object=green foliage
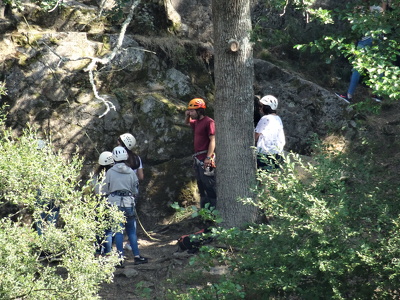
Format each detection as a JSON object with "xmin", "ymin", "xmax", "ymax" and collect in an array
[
  {"xmin": 134, "ymin": 3, "xmax": 156, "ymax": 33},
  {"xmin": 104, "ymin": 0, "xmax": 156, "ymax": 34},
  {"xmin": 171, "ymin": 280, "xmax": 246, "ymax": 300},
  {"xmin": 0, "ymin": 107, "xmax": 124, "ymax": 299},
  {"xmin": 171, "ymin": 201, "xmax": 223, "ymax": 224},
  {"xmin": 191, "ymin": 204, "xmax": 223, "ymax": 224},
  {"xmin": 170, "ymin": 201, "xmax": 192, "ymax": 222},
  {"xmin": 293, "ymin": 1, "xmax": 400, "ymax": 100},
  {"xmin": 135, "ymin": 281, "xmax": 153, "ymax": 299},
  {"xmin": 35, "ymin": 0, "xmax": 65, "ymax": 11},
  {"xmin": 170, "ymin": 138, "xmax": 400, "ymax": 299},
  {"xmin": 351, "ymin": 98, "xmax": 383, "ymax": 114},
  {"xmin": 0, "ymin": 82, "xmax": 7, "ymax": 98}
]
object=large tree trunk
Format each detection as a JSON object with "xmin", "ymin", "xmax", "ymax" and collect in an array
[{"xmin": 212, "ymin": 0, "xmax": 258, "ymax": 228}]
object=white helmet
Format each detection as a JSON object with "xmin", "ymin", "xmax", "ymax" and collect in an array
[
  {"xmin": 260, "ymin": 95, "xmax": 278, "ymax": 110},
  {"xmin": 112, "ymin": 146, "xmax": 129, "ymax": 161},
  {"xmin": 98, "ymin": 151, "xmax": 114, "ymax": 166},
  {"xmin": 119, "ymin": 133, "xmax": 136, "ymax": 150}
]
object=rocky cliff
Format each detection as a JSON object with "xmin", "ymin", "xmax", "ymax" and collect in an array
[{"xmin": 0, "ymin": 0, "xmax": 350, "ymax": 228}]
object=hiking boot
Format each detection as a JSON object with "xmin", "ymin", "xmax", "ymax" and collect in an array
[
  {"xmin": 335, "ymin": 92, "xmax": 352, "ymax": 104},
  {"xmin": 134, "ymin": 256, "xmax": 148, "ymax": 265}
]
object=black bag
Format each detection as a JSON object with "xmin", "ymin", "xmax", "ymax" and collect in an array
[{"xmin": 177, "ymin": 228, "xmax": 212, "ymax": 253}]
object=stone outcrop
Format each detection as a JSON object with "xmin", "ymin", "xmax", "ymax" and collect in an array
[{"xmin": 0, "ymin": 0, "xmax": 350, "ymax": 228}]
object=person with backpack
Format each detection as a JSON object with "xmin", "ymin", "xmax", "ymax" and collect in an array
[
  {"xmin": 93, "ymin": 151, "xmax": 114, "ymax": 195},
  {"xmin": 117, "ymin": 133, "xmax": 144, "ymax": 251},
  {"xmin": 185, "ymin": 98, "xmax": 216, "ymax": 209},
  {"xmin": 117, "ymin": 133, "xmax": 144, "ymax": 181},
  {"xmin": 103, "ymin": 146, "xmax": 148, "ymax": 267},
  {"xmin": 91, "ymin": 151, "xmax": 114, "ymax": 257},
  {"xmin": 254, "ymin": 95, "xmax": 286, "ymax": 170},
  {"xmin": 34, "ymin": 140, "xmax": 60, "ymax": 237}
]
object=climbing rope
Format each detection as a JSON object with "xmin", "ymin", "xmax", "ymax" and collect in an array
[{"xmin": 135, "ymin": 208, "xmax": 161, "ymax": 241}]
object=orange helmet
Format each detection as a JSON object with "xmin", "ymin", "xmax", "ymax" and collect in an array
[{"xmin": 187, "ymin": 98, "xmax": 206, "ymax": 109}]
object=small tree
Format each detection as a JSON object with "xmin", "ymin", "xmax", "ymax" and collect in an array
[{"xmin": 0, "ymin": 107, "xmax": 124, "ymax": 299}]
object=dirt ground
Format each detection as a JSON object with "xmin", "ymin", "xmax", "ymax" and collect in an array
[{"xmin": 98, "ymin": 217, "xmax": 207, "ymax": 300}]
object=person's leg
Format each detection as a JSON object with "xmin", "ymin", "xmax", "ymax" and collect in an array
[
  {"xmin": 95, "ymin": 234, "xmax": 103, "ymax": 256},
  {"xmin": 35, "ymin": 202, "xmax": 59, "ymax": 236},
  {"xmin": 114, "ymin": 222, "xmax": 125, "ymax": 258},
  {"xmin": 347, "ymin": 37, "xmax": 373, "ymax": 98},
  {"xmin": 257, "ymin": 153, "xmax": 273, "ymax": 171},
  {"xmin": 46, "ymin": 205, "xmax": 60, "ymax": 227},
  {"xmin": 124, "ymin": 210, "xmax": 140, "ymax": 257},
  {"xmin": 103, "ymin": 228, "xmax": 113, "ymax": 255},
  {"xmin": 196, "ymin": 161, "xmax": 216, "ymax": 208},
  {"xmin": 347, "ymin": 69, "xmax": 361, "ymax": 97},
  {"xmin": 256, "ymin": 154, "xmax": 266, "ymax": 169},
  {"xmin": 194, "ymin": 161, "xmax": 208, "ymax": 208},
  {"xmin": 199, "ymin": 171, "xmax": 216, "ymax": 208},
  {"xmin": 35, "ymin": 211, "xmax": 46, "ymax": 236},
  {"xmin": 123, "ymin": 207, "xmax": 148, "ymax": 264}
]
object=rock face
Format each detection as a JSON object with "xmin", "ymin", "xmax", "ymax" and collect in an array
[
  {"xmin": 0, "ymin": 0, "xmax": 349, "ymax": 228},
  {"xmin": 254, "ymin": 59, "xmax": 349, "ymax": 154}
]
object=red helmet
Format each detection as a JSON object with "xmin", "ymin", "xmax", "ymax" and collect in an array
[{"xmin": 187, "ymin": 98, "xmax": 206, "ymax": 109}]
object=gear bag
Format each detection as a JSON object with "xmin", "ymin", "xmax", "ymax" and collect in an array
[{"xmin": 177, "ymin": 228, "xmax": 213, "ymax": 254}]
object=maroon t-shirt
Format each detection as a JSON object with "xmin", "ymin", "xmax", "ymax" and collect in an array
[{"xmin": 190, "ymin": 116, "xmax": 215, "ymax": 160}]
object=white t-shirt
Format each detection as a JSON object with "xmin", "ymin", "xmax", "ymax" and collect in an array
[{"xmin": 255, "ymin": 114, "xmax": 285, "ymax": 155}]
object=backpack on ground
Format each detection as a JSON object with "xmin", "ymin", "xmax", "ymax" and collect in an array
[{"xmin": 177, "ymin": 228, "xmax": 213, "ymax": 254}]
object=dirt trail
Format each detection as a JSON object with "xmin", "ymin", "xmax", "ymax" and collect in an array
[{"xmin": 99, "ymin": 219, "xmax": 203, "ymax": 300}]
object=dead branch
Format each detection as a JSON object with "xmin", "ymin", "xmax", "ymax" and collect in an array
[
  {"xmin": 280, "ymin": 0, "xmax": 290, "ymax": 17},
  {"xmin": 22, "ymin": 0, "xmax": 155, "ymax": 118},
  {"xmin": 82, "ymin": 0, "xmax": 141, "ymax": 118},
  {"xmin": 48, "ymin": 0, "xmax": 63, "ymax": 12}
]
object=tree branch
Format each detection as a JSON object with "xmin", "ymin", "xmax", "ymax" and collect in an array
[
  {"xmin": 47, "ymin": 0, "xmax": 63, "ymax": 13},
  {"xmin": 280, "ymin": 0, "xmax": 290, "ymax": 17},
  {"xmin": 22, "ymin": 0, "xmax": 152, "ymax": 118},
  {"xmin": 82, "ymin": 0, "xmax": 141, "ymax": 117}
]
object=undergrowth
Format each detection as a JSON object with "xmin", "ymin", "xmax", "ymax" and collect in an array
[
  {"xmin": 167, "ymin": 136, "xmax": 400, "ymax": 299},
  {"xmin": 0, "ymin": 106, "xmax": 124, "ymax": 299}
]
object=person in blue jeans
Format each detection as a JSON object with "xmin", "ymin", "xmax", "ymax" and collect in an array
[
  {"xmin": 35, "ymin": 191, "xmax": 60, "ymax": 236},
  {"xmin": 103, "ymin": 146, "xmax": 148, "ymax": 267},
  {"xmin": 117, "ymin": 133, "xmax": 144, "ymax": 251},
  {"xmin": 335, "ymin": 37, "xmax": 376, "ymax": 103},
  {"xmin": 335, "ymin": 1, "xmax": 389, "ymax": 103},
  {"xmin": 34, "ymin": 140, "xmax": 60, "ymax": 237},
  {"xmin": 91, "ymin": 151, "xmax": 114, "ymax": 257}
]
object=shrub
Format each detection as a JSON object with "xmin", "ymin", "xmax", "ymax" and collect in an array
[
  {"xmin": 0, "ymin": 107, "xmax": 124, "ymax": 299},
  {"xmin": 170, "ymin": 138, "xmax": 400, "ymax": 299}
]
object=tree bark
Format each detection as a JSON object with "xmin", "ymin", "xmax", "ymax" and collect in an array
[{"xmin": 212, "ymin": 0, "xmax": 258, "ymax": 228}]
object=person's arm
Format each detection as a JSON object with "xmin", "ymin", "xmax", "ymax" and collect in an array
[
  {"xmin": 136, "ymin": 157, "xmax": 144, "ymax": 180},
  {"xmin": 185, "ymin": 110, "xmax": 191, "ymax": 125},
  {"xmin": 381, "ymin": 0, "xmax": 390, "ymax": 11},
  {"xmin": 204, "ymin": 135, "xmax": 215, "ymax": 166},
  {"xmin": 137, "ymin": 168, "xmax": 144, "ymax": 181},
  {"xmin": 255, "ymin": 132, "xmax": 261, "ymax": 144}
]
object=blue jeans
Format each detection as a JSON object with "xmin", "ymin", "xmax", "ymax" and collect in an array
[
  {"xmin": 348, "ymin": 37, "xmax": 373, "ymax": 96},
  {"xmin": 104, "ymin": 206, "xmax": 140, "ymax": 257},
  {"xmin": 35, "ymin": 201, "xmax": 60, "ymax": 236}
]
